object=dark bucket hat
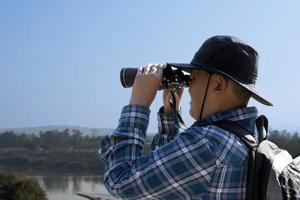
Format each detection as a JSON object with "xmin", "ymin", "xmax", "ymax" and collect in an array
[{"xmin": 168, "ymin": 35, "xmax": 273, "ymax": 106}]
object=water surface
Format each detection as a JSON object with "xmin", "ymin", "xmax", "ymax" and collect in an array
[{"xmin": 29, "ymin": 174, "xmax": 113, "ymax": 200}]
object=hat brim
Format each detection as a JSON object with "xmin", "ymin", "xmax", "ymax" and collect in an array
[{"xmin": 167, "ymin": 62, "xmax": 273, "ymax": 106}]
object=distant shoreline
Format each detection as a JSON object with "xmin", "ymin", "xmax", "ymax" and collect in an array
[{"xmin": 0, "ymin": 125, "xmax": 114, "ymax": 136}]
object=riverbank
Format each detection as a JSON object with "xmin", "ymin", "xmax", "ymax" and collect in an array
[{"xmin": 0, "ymin": 149, "xmax": 105, "ymax": 174}]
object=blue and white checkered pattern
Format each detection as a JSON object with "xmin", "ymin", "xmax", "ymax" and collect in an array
[
  {"xmin": 151, "ymin": 107, "xmax": 180, "ymax": 150},
  {"xmin": 99, "ymin": 104, "xmax": 258, "ymax": 199}
]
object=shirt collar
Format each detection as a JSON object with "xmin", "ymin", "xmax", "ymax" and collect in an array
[{"xmin": 193, "ymin": 106, "xmax": 258, "ymax": 127}]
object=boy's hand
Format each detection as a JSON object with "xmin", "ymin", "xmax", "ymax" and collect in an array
[
  {"xmin": 129, "ymin": 64, "xmax": 163, "ymax": 108},
  {"xmin": 163, "ymin": 88, "xmax": 184, "ymax": 114}
]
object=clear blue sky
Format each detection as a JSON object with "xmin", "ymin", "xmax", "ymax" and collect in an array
[{"xmin": 1, "ymin": 1, "xmax": 300, "ymax": 133}]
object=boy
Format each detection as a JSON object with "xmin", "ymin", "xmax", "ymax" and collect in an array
[{"xmin": 100, "ymin": 35, "xmax": 272, "ymax": 199}]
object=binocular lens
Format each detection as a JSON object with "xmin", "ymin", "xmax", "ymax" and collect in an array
[{"xmin": 120, "ymin": 68, "xmax": 138, "ymax": 88}]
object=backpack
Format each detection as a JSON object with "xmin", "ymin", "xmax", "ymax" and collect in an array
[{"xmin": 215, "ymin": 115, "xmax": 300, "ymax": 200}]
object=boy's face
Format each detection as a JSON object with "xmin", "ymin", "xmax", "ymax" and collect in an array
[{"xmin": 188, "ymin": 69, "xmax": 211, "ymax": 120}]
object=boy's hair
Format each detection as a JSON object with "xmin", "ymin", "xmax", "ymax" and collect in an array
[{"xmin": 230, "ymin": 79, "xmax": 252, "ymax": 106}]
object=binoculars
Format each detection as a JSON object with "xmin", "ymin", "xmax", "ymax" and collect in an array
[{"xmin": 120, "ymin": 64, "xmax": 194, "ymax": 90}]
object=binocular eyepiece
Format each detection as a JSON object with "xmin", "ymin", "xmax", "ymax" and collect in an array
[{"xmin": 120, "ymin": 64, "xmax": 194, "ymax": 90}]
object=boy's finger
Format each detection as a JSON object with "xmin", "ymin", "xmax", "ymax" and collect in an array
[{"xmin": 137, "ymin": 67, "xmax": 143, "ymax": 75}]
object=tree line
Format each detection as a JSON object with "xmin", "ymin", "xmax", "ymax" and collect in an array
[
  {"xmin": 0, "ymin": 129, "xmax": 101, "ymax": 151},
  {"xmin": 0, "ymin": 129, "xmax": 104, "ymax": 174},
  {"xmin": 0, "ymin": 129, "xmax": 147, "ymax": 174}
]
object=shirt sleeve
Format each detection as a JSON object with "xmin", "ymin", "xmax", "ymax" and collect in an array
[
  {"xmin": 99, "ymin": 105, "xmax": 252, "ymax": 199},
  {"xmin": 151, "ymin": 106, "xmax": 180, "ymax": 150},
  {"xmin": 99, "ymin": 104, "xmax": 150, "ymax": 170}
]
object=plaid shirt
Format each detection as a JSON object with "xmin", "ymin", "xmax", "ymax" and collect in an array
[{"xmin": 99, "ymin": 104, "xmax": 258, "ymax": 200}]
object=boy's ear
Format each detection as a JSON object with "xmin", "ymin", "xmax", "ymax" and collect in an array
[{"xmin": 212, "ymin": 74, "xmax": 228, "ymax": 92}]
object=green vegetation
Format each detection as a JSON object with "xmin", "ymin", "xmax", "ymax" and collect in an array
[
  {"xmin": 0, "ymin": 129, "xmax": 101, "ymax": 151},
  {"xmin": 0, "ymin": 170, "xmax": 47, "ymax": 200},
  {"xmin": 0, "ymin": 149, "xmax": 105, "ymax": 174}
]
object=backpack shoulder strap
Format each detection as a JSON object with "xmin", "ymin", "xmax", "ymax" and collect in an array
[
  {"xmin": 213, "ymin": 120, "xmax": 258, "ymax": 150},
  {"xmin": 256, "ymin": 115, "xmax": 268, "ymax": 142}
]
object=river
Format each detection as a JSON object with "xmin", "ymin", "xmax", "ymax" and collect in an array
[{"xmin": 28, "ymin": 174, "xmax": 115, "ymax": 200}]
